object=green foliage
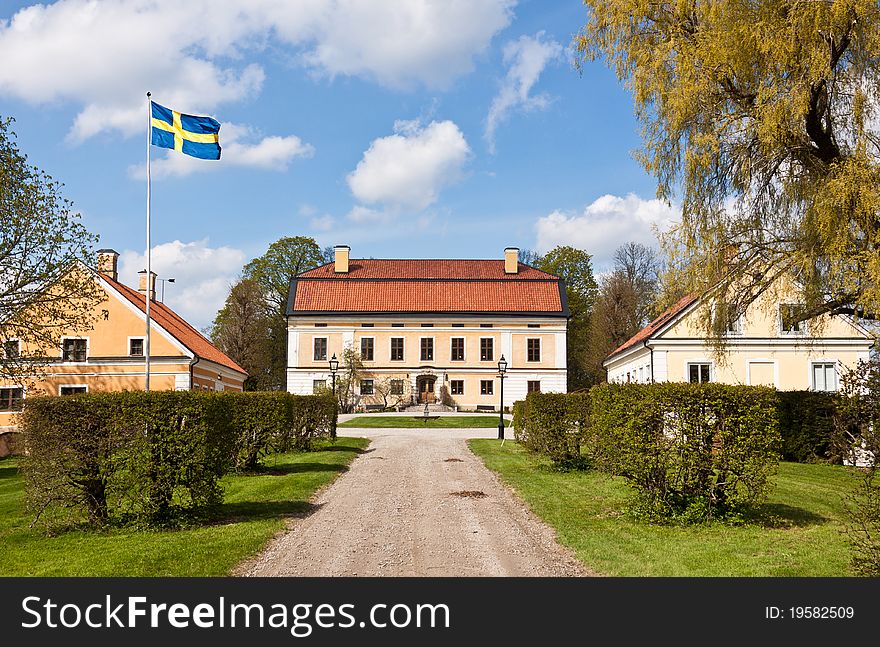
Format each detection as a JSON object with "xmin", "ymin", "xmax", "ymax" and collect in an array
[
  {"xmin": 535, "ymin": 246, "xmax": 598, "ymax": 389},
  {"xmin": 577, "ymin": 0, "xmax": 880, "ymax": 334},
  {"xmin": 242, "ymin": 235, "xmax": 323, "ymax": 313},
  {"xmin": 516, "ymin": 392, "xmax": 591, "ymax": 467},
  {"xmin": 776, "ymin": 391, "xmax": 839, "ymax": 463},
  {"xmin": 0, "ymin": 116, "xmax": 102, "ymax": 382},
  {"xmin": 210, "ymin": 279, "xmax": 275, "ymax": 391},
  {"xmin": 19, "ymin": 391, "xmax": 336, "ymax": 529},
  {"xmin": 834, "ymin": 358, "xmax": 880, "ymax": 576},
  {"xmin": 590, "ymin": 382, "xmax": 781, "ymax": 522},
  {"xmin": 511, "ymin": 399, "xmax": 526, "ymax": 437}
]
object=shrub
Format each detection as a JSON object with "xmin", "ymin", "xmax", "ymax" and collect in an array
[
  {"xmin": 834, "ymin": 359, "xmax": 880, "ymax": 576},
  {"xmin": 227, "ymin": 392, "xmax": 294, "ymax": 470},
  {"xmin": 517, "ymin": 392, "xmax": 591, "ymax": 466},
  {"xmin": 590, "ymin": 382, "xmax": 780, "ymax": 522},
  {"xmin": 19, "ymin": 390, "xmax": 337, "ymax": 528},
  {"xmin": 776, "ymin": 390, "xmax": 838, "ymax": 463}
]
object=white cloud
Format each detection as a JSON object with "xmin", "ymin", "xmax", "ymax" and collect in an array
[
  {"xmin": 117, "ymin": 239, "xmax": 246, "ymax": 329},
  {"xmin": 0, "ymin": 0, "xmax": 515, "ymax": 141},
  {"xmin": 485, "ymin": 31, "xmax": 561, "ymax": 152},
  {"xmin": 346, "ymin": 120, "xmax": 470, "ymax": 211},
  {"xmin": 309, "ymin": 214, "xmax": 335, "ymax": 231},
  {"xmin": 127, "ymin": 122, "xmax": 314, "ymax": 179},
  {"xmin": 535, "ymin": 194, "xmax": 679, "ymax": 269}
]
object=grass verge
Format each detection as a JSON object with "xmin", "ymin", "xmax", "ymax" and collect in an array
[
  {"xmin": 0, "ymin": 437, "xmax": 369, "ymax": 576},
  {"xmin": 469, "ymin": 439, "xmax": 856, "ymax": 576},
  {"xmin": 339, "ymin": 415, "xmax": 510, "ymax": 428}
]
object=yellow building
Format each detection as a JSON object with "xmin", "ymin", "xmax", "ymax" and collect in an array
[
  {"xmin": 1, "ymin": 249, "xmax": 247, "ymax": 436},
  {"xmin": 604, "ymin": 279, "xmax": 875, "ymax": 390},
  {"xmin": 286, "ymin": 246, "xmax": 569, "ymax": 410}
]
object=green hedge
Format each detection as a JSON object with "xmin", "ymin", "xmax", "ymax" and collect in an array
[
  {"xmin": 226, "ymin": 392, "xmax": 336, "ymax": 470},
  {"xmin": 590, "ymin": 382, "xmax": 780, "ymax": 521},
  {"xmin": 516, "ymin": 392, "xmax": 590, "ymax": 465},
  {"xmin": 776, "ymin": 390, "xmax": 838, "ymax": 463},
  {"xmin": 20, "ymin": 390, "xmax": 337, "ymax": 528}
]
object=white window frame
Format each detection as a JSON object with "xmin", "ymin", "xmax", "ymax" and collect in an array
[
  {"xmin": 746, "ymin": 359, "xmax": 779, "ymax": 388},
  {"xmin": 127, "ymin": 336, "xmax": 145, "ymax": 357},
  {"xmin": 450, "ymin": 379, "xmax": 465, "ymax": 395},
  {"xmin": 810, "ymin": 360, "xmax": 838, "ymax": 392},
  {"xmin": 390, "ymin": 337, "xmax": 405, "ymax": 362},
  {"xmin": 60, "ymin": 336, "xmax": 89, "ymax": 363},
  {"xmin": 359, "ymin": 336, "xmax": 375, "ymax": 362},
  {"xmin": 686, "ymin": 361, "xmax": 713, "ymax": 384},
  {"xmin": 58, "ymin": 384, "xmax": 89, "ymax": 396},
  {"xmin": 0, "ymin": 385, "xmax": 25, "ymax": 412},
  {"xmin": 2, "ymin": 338, "xmax": 21, "ymax": 359},
  {"xmin": 779, "ymin": 303, "xmax": 809, "ymax": 336},
  {"xmin": 526, "ymin": 337, "xmax": 541, "ymax": 362},
  {"xmin": 450, "ymin": 337, "xmax": 466, "ymax": 362},
  {"xmin": 479, "ymin": 337, "xmax": 495, "ymax": 362},
  {"xmin": 419, "ymin": 336, "xmax": 435, "ymax": 362},
  {"xmin": 313, "ymin": 336, "xmax": 328, "ymax": 361},
  {"xmin": 480, "ymin": 379, "xmax": 494, "ymax": 396}
]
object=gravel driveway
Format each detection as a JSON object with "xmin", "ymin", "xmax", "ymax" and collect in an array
[{"xmin": 238, "ymin": 427, "xmax": 590, "ymax": 577}]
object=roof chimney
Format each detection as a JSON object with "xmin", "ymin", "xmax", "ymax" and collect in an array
[
  {"xmin": 334, "ymin": 245, "xmax": 350, "ymax": 274},
  {"xmin": 97, "ymin": 248, "xmax": 119, "ymax": 281},
  {"xmin": 138, "ymin": 270, "xmax": 157, "ymax": 302},
  {"xmin": 504, "ymin": 247, "xmax": 519, "ymax": 274}
]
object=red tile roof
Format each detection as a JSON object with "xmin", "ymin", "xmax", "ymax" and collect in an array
[
  {"xmin": 291, "ymin": 260, "xmax": 565, "ymax": 315},
  {"xmin": 605, "ymin": 294, "xmax": 698, "ymax": 360},
  {"xmin": 102, "ymin": 275, "xmax": 247, "ymax": 375},
  {"xmin": 299, "ymin": 260, "xmax": 558, "ymax": 281}
]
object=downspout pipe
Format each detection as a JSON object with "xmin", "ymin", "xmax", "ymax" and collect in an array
[{"xmin": 189, "ymin": 355, "xmax": 201, "ymax": 391}]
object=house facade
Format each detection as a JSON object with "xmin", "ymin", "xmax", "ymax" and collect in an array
[
  {"xmin": 0, "ymin": 249, "xmax": 247, "ymax": 435},
  {"xmin": 286, "ymin": 246, "xmax": 568, "ymax": 410},
  {"xmin": 603, "ymin": 280, "xmax": 874, "ymax": 391}
]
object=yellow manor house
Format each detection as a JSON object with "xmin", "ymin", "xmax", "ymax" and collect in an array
[
  {"xmin": 0, "ymin": 249, "xmax": 247, "ymax": 436},
  {"xmin": 285, "ymin": 246, "xmax": 569, "ymax": 410},
  {"xmin": 604, "ymin": 278, "xmax": 875, "ymax": 390}
]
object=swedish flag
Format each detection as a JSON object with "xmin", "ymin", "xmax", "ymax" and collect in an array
[{"xmin": 150, "ymin": 101, "xmax": 221, "ymax": 160}]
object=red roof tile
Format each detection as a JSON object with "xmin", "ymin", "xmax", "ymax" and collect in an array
[
  {"xmin": 299, "ymin": 259, "xmax": 557, "ymax": 281},
  {"xmin": 605, "ymin": 294, "xmax": 698, "ymax": 360},
  {"xmin": 291, "ymin": 260, "xmax": 565, "ymax": 314},
  {"xmin": 103, "ymin": 275, "xmax": 247, "ymax": 375}
]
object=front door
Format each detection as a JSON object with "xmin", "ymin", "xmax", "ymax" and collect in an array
[{"xmin": 418, "ymin": 377, "xmax": 436, "ymax": 403}]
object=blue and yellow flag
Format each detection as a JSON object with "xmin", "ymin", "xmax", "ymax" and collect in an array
[{"xmin": 150, "ymin": 101, "xmax": 221, "ymax": 160}]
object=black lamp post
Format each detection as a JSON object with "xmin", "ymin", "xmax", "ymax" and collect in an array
[
  {"xmin": 329, "ymin": 353, "xmax": 339, "ymax": 395},
  {"xmin": 497, "ymin": 355, "xmax": 508, "ymax": 439}
]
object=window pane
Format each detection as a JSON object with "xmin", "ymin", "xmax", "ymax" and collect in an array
[
  {"xmin": 390, "ymin": 380, "xmax": 404, "ymax": 395},
  {"xmin": 450, "ymin": 380, "xmax": 464, "ymax": 395},
  {"xmin": 451, "ymin": 338, "xmax": 464, "ymax": 361},
  {"xmin": 313, "ymin": 338, "xmax": 327, "ymax": 360},
  {"xmin": 825, "ymin": 364, "xmax": 836, "ymax": 391},
  {"xmin": 689, "ymin": 364, "xmax": 699, "ymax": 383},
  {"xmin": 360, "ymin": 338, "xmax": 374, "ymax": 361},
  {"xmin": 129, "ymin": 339, "xmax": 144, "ymax": 356},
  {"xmin": 420, "ymin": 338, "xmax": 433, "ymax": 361},
  {"xmin": 700, "ymin": 364, "xmax": 710, "ymax": 383},
  {"xmin": 391, "ymin": 338, "xmax": 404, "ymax": 361},
  {"xmin": 360, "ymin": 380, "xmax": 373, "ymax": 395}
]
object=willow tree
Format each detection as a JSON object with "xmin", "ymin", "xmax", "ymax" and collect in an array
[{"xmin": 577, "ymin": 0, "xmax": 880, "ymax": 333}]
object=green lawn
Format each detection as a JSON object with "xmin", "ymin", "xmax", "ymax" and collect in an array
[
  {"xmin": 339, "ymin": 415, "xmax": 510, "ymax": 428},
  {"xmin": 0, "ymin": 437, "xmax": 369, "ymax": 576},
  {"xmin": 469, "ymin": 439, "xmax": 858, "ymax": 577}
]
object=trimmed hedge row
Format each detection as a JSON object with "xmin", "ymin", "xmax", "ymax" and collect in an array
[
  {"xmin": 513, "ymin": 392, "xmax": 590, "ymax": 465},
  {"xmin": 20, "ymin": 391, "xmax": 337, "ymax": 527},
  {"xmin": 590, "ymin": 382, "xmax": 780, "ymax": 521},
  {"xmin": 513, "ymin": 382, "xmax": 782, "ymax": 521},
  {"xmin": 776, "ymin": 391, "xmax": 838, "ymax": 463}
]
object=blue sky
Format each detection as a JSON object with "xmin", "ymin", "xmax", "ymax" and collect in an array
[{"xmin": 0, "ymin": 0, "xmax": 678, "ymax": 328}]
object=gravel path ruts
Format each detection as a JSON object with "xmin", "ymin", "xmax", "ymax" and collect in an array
[{"xmin": 238, "ymin": 429, "xmax": 591, "ymax": 577}]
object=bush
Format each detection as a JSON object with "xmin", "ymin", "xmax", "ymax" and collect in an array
[
  {"xmin": 19, "ymin": 390, "xmax": 337, "ymax": 528},
  {"xmin": 777, "ymin": 390, "xmax": 838, "ymax": 463},
  {"xmin": 511, "ymin": 400, "xmax": 526, "ymax": 438},
  {"xmin": 517, "ymin": 392, "xmax": 591, "ymax": 466},
  {"xmin": 590, "ymin": 382, "xmax": 780, "ymax": 522},
  {"xmin": 834, "ymin": 359, "xmax": 880, "ymax": 576}
]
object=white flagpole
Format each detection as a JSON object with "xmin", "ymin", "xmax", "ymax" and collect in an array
[{"xmin": 145, "ymin": 91, "xmax": 152, "ymax": 392}]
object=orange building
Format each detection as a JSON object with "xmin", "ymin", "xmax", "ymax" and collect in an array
[{"xmin": 0, "ymin": 249, "xmax": 247, "ymax": 440}]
